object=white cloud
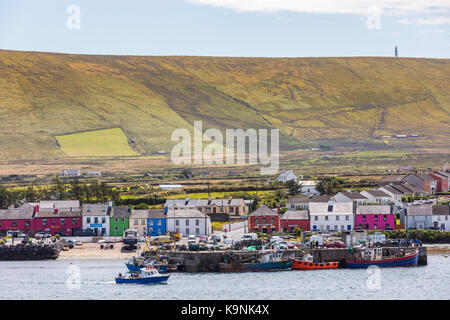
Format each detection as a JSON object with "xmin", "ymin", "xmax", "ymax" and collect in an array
[
  {"xmin": 398, "ymin": 16, "xmax": 450, "ymax": 25},
  {"xmin": 186, "ymin": 0, "xmax": 450, "ymax": 15}
]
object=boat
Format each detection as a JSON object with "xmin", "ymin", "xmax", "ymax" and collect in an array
[
  {"xmin": 122, "ymin": 229, "xmax": 138, "ymax": 250},
  {"xmin": 292, "ymin": 254, "xmax": 339, "ymax": 270},
  {"xmin": 345, "ymin": 247, "xmax": 419, "ymax": 268},
  {"xmin": 219, "ymin": 250, "xmax": 293, "ymax": 272},
  {"xmin": 125, "ymin": 256, "xmax": 170, "ymax": 273},
  {"xmin": 115, "ymin": 267, "xmax": 170, "ymax": 284}
]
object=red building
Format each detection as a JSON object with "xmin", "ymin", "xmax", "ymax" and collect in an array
[
  {"xmin": 281, "ymin": 210, "xmax": 310, "ymax": 232},
  {"xmin": 428, "ymin": 172, "xmax": 449, "ymax": 193},
  {"xmin": 0, "ymin": 206, "xmax": 35, "ymax": 236},
  {"xmin": 248, "ymin": 205, "xmax": 281, "ymax": 234},
  {"xmin": 33, "ymin": 207, "xmax": 82, "ymax": 236}
]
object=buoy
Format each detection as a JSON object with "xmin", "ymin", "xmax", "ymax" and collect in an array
[{"xmin": 444, "ymin": 255, "xmax": 448, "ymax": 258}]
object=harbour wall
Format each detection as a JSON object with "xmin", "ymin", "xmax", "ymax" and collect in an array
[
  {"xmin": 158, "ymin": 247, "xmax": 427, "ymax": 272},
  {"xmin": 0, "ymin": 244, "xmax": 60, "ymax": 261}
]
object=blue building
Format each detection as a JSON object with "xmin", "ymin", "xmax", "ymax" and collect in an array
[{"xmin": 147, "ymin": 210, "xmax": 167, "ymax": 236}]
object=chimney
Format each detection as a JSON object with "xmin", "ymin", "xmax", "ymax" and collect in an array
[{"xmin": 54, "ymin": 208, "xmax": 59, "ymax": 214}]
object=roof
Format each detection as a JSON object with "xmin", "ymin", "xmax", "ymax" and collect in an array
[
  {"xmin": 391, "ymin": 184, "xmax": 413, "ymax": 195},
  {"xmin": 0, "ymin": 207, "xmax": 34, "ymax": 220},
  {"xmin": 165, "ymin": 198, "xmax": 244, "ymax": 208},
  {"xmin": 380, "ymin": 185, "xmax": 403, "ymax": 195},
  {"xmin": 38, "ymin": 200, "xmax": 80, "ymax": 210},
  {"xmin": 407, "ymin": 204, "xmax": 433, "ymax": 216},
  {"xmin": 35, "ymin": 208, "xmax": 81, "ymax": 218},
  {"xmin": 112, "ymin": 206, "xmax": 131, "ymax": 218},
  {"xmin": 147, "ymin": 210, "xmax": 166, "ymax": 219},
  {"xmin": 300, "ymin": 180, "xmax": 316, "ymax": 186},
  {"xmin": 363, "ymin": 190, "xmax": 391, "ymax": 198},
  {"xmin": 281, "ymin": 210, "xmax": 309, "ymax": 220},
  {"xmin": 131, "ymin": 210, "xmax": 151, "ymax": 219},
  {"xmin": 278, "ymin": 170, "xmax": 296, "ymax": 178},
  {"xmin": 248, "ymin": 205, "xmax": 279, "ymax": 217},
  {"xmin": 356, "ymin": 205, "xmax": 391, "ymax": 215},
  {"xmin": 405, "ymin": 173, "xmax": 437, "ymax": 183},
  {"xmin": 379, "ymin": 175, "xmax": 405, "ymax": 183},
  {"xmin": 429, "ymin": 172, "xmax": 449, "ymax": 180},
  {"xmin": 432, "ymin": 205, "xmax": 450, "ymax": 216},
  {"xmin": 286, "ymin": 195, "xmax": 310, "ymax": 203},
  {"xmin": 309, "ymin": 201, "xmax": 353, "ymax": 215},
  {"xmin": 400, "ymin": 182, "xmax": 425, "ymax": 194},
  {"xmin": 166, "ymin": 209, "xmax": 208, "ymax": 219},
  {"xmin": 309, "ymin": 195, "xmax": 331, "ymax": 203},
  {"xmin": 82, "ymin": 203, "xmax": 110, "ymax": 216},
  {"xmin": 338, "ymin": 192, "xmax": 368, "ymax": 200}
]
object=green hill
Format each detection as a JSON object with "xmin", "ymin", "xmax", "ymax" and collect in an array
[{"xmin": 0, "ymin": 50, "xmax": 448, "ymax": 161}]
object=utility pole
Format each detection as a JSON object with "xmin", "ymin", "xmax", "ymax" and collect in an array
[{"xmin": 395, "ymin": 46, "xmax": 398, "ymax": 57}]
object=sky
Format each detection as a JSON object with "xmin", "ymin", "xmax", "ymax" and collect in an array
[{"xmin": 0, "ymin": 0, "xmax": 449, "ymax": 58}]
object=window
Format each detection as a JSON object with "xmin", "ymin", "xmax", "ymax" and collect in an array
[
  {"xmin": 341, "ymin": 225, "xmax": 344, "ymax": 230},
  {"xmin": 270, "ymin": 217, "xmax": 274, "ymax": 224},
  {"xmin": 374, "ymin": 215, "xmax": 378, "ymax": 222},
  {"xmin": 60, "ymin": 218, "xmax": 65, "ymax": 225},
  {"xmin": 72, "ymin": 218, "xmax": 77, "ymax": 225},
  {"xmin": 157, "ymin": 228, "xmax": 161, "ymax": 234},
  {"xmin": 314, "ymin": 216, "xmax": 318, "ymax": 221},
  {"xmin": 52, "ymin": 219, "xmax": 56, "ymax": 225},
  {"xmin": 446, "ymin": 216, "xmax": 448, "ymax": 221},
  {"xmin": 175, "ymin": 220, "xmax": 179, "ymax": 226},
  {"xmin": 122, "ymin": 218, "xmax": 126, "ymax": 223},
  {"xmin": 186, "ymin": 228, "xmax": 190, "ymax": 235},
  {"xmin": 326, "ymin": 225, "xmax": 330, "ymax": 230},
  {"xmin": 45, "ymin": 228, "xmax": 50, "ymax": 233},
  {"xmin": 157, "ymin": 220, "xmax": 162, "ymax": 226},
  {"xmin": 87, "ymin": 207, "xmax": 91, "ymax": 212},
  {"xmin": 186, "ymin": 219, "xmax": 189, "ymax": 226},
  {"xmin": 325, "ymin": 216, "xmax": 328, "ymax": 221},
  {"xmin": 346, "ymin": 216, "xmax": 350, "ymax": 221},
  {"xmin": 230, "ymin": 207, "xmax": 234, "ymax": 213},
  {"xmin": 114, "ymin": 226, "xmax": 119, "ymax": 231},
  {"xmin": 141, "ymin": 220, "xmax": 145, "ymax": 225},
  {"xmin": 149, "ymin": 220, "xmax": 154, "ymax": 226},
  {"xmin": 87, "ymin": 217, "xmax": 91, "ymax": 223},
  {"xmin": 374, "ymin": 224, "xmax": 377, "ymax": 230},
  {"xmin": 102, "ymin": 217, "xmax": 106, "ymax": 223},
  {"xmin": 12, "ymin": 221, "xmax": 18, "ymax": 227},
  {"xmin": 115, "ymin": 218, "xmax": 118, "ymax": 223},
  {"xmin": 43, "ymin": 218, "xmax": 47, "ymax": 226},
  {"xmin": 328, "ymin": 205, "xmax": 333, "ymax": 212},
  {"xmin": 94, "ymin": 217, "xmax": 99, "ymax": 223},
  {"xmin": 383, "ymin": 215, "xmax": 387, "ymax": 221},
  {"xmin": 149, "ymin": 227, "xmax": 153, "ymax": 233},
  {"xmin": 0, "ymin": 221, "xmax": 1, "ymax": 226},
  {"xmin": 336, "ymin": 216, "xmax": 339, "ymax": 221},
  {"xmin": 101, "ymin": 228, "xmax": 106, "ymax": 235},
  {"xmin": 262, "ymin": 218, "xmax": 266, "ymax": 224},
  {"xmin": 123, "ymin": 226, "xmax": 127, "ymax": 231},
  {"xmin": 362, "ymin": 215, "xmax": 366, "ymax": 222},
  {"xmin": 25, "ymin": 221, "xmax": 30, "ymax": 227},
  {"xmin": 195, "ymin": 219, "xmax": 199, "ymax": 226},
  {"xmin": 196, "ymin": 228, "xmax": 200, "ymax": 235},
  {"xmin": 334, "ymin": 225, "xmax": 338, "ymax": 230},
  {"xmin": 134, "ymin": 220, "xmax": 138, "ymax": 225}
]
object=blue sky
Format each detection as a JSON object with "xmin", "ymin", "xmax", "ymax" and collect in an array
[{"xmin": 0, "ymin": 0, "xmax": 449, "ymax": 58}]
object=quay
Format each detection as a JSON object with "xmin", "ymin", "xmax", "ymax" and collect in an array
[
  {"xmin": 0, "ymin": 243, "xmax": 60, "ymax": 261},
  {"xmin": 144, "ymin": 246, "xmax": 427, "ymax": 272}
]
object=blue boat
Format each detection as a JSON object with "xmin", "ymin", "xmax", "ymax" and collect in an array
[
  {"xmin": 345, "ymin": 248, "xmax": 419, "ymax": 268},
  {"xmin": 219, "ymin": 250, "xmax": 293, "ymax": 272},
  {"xmin": 126, "ymin": 256, "xmax": 169, "ymax": 273},
  {"xmin": 115, "ymin": 267, "xmax": 170, "ymax": 284}
]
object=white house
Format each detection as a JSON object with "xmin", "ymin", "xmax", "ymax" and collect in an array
[
  {"xmin": 309, "ymin": 200, "xmax": 354, "ymax": 232},
  {"xmin": 432, "ymin": 205, "xmax": 450, "ymax": 231},
  {"xmin": 406, "ymin": 204, "xmax": 433, "ymax": 230},
  {"xmin": 166, "ymin": 209, "xmax": 212, "ymax": 237},
  {"xmin": 81, "ymin": 203, "xmax": 111, "ymax": 236},
  {"xmin": 300, "ymin": 181, "xmax": 319, "ymax": 195},
  {"xmin": 87, "ymin": 171, "xmax": 102, "ymax": 177},
  {"xmin": 360, "ymin": 190, "xmax": 392, "ymax": 204},
  {"xmin": 285, "ymin": 195, "xmax": 310, "ymax": 210},
  {"xmin": 130, "ymin": 210, "xmax": 150, "ymax": 237},
  {"xmin": 60, "ymin": 169, "xmax": 81, "ymax": 177},
  {"xmin": 378, "ymin": 185, "xmax": 404, "ymax": 206},
  {"xmin": 277, "ymin": 170, "xmax": 298, "ymax": 183},
  {"xmin": 333, "ymin": 191, "xmax": 368, "ymax": 205}
]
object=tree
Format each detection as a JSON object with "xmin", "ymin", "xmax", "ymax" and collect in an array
[
  {"xmin": 69, "ymin": 179, "xmax": 84, "ymax": 202},
  {"xmin": 24, "ymin": 186, "xmax": 37, "ymax": 202},
  {"xmin": 316, "ymin": 177, "xmax": 343, "ymax": 195},
  {"xmin": 51, "ymin": 177, "xmax": 67, "ymax": 200},
  {"xmin": 181, "ymin": 168, "xmax": 193, "ymax": 178},
  {"xmin": 286, "ymin": 180, "xmax": 302, "ymax": 195}
]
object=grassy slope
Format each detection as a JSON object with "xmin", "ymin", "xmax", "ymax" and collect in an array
[{"xmin": 0, "ymin": 50, "xmax": 448, "ymax": 161}]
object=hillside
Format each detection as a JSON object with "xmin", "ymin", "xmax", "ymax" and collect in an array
[{"xmin": 0, "ymin": 50, "xmax": 449, "ymax": 162}]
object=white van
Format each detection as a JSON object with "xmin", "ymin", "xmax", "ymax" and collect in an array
[
  {"xmin": 188, "ymin": 234, "xmax": 197, "ymax": 244},
  {"xmin": 241, "ymin": 233, "xmax": 258, "ymax": 241},
  {"xmin": 309, "ymin": 235, "xmax": 324, "ymax": 246}
]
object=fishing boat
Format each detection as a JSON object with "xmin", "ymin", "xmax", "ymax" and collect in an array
[
  {"xmin": 115, "ymin": 266, "xmax": 170, "ymax": 284},
  {"xmin": 292, "ymin": 254, "xmax": 339, "ymax": 270},
  {"xmin": 219, "ymin": 250, "xmax": 293, "ymax": 272},
  {"xmin": 345, "ymin": 247, "xmax": 419, "ymax": 268},
  {"xmin": 126, "ymin": 255, "xmax": 170, "ymax": 273}
]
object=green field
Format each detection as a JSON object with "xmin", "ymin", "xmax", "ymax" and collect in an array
[{"xmin": 56, "ymin": 128, "xmax": 138, "ymax": 157}]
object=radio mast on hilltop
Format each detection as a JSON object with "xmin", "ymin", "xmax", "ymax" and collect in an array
[{"xmin": 395, "ymin": 46, "xmax": 398, "ymax": 57}]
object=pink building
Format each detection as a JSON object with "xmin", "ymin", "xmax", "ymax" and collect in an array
[
  {"xmin": 33, "ymin": 207, "xmax": 82, "ymax": 236},
  {"xmin": 0, "ymin": 206, "xmax": 35, "ymax": 236},
  {"xmin": 355, "ymin": 205, "xmax": 395, "ymax": 230}
]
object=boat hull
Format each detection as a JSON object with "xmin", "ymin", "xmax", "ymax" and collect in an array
[
  {"xmin": 219, "ymin": 260, "xmax": 292, "ymax": 272},
  {"xmin": 345, "ymin": 252, "xmax": 419, "ymax": 268},
  {"xmin": 293, "ymin": 260, "xmax": 339, "ymax": 270},
  {"xmin": 115, "ymin": 275, "xmax": 170, "ymax": 284}
]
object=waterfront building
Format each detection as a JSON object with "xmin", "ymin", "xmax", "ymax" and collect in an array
[
  {"xmin": 281, "ymin": 210, "xmax": 310, "ymax": 232},
  {"xmin": 81, "ymin": 203, "xmax": 112, "ymax": 236},
  {"xmin": 405, "ymin": 204, "xmax": 433, "ymax": 230},
  {"xmin": 431, "ymin": 205, "xmax": 450, "ymax": 231},
  {"xmin": 354, "ymin": 205, "xmax": 394, "ymax": 230},
  {"xmin": 109, "ymin": 206, "xmax": 130, "ymax": 237},
  {"xmin": 166, "ymin": 209, "xmax": 211, "ymax": 236},
  {"xmin": 333, "ymin": 191, "xmax": 368, "ymax": 205},
  {"xmin": 309, "ymin": 200, "xmax": 353, "ymax": 232},
  {"xmin": 34, "ymin": 206, "xmax": 81, "ymax": 236},
  {"xmin": 0, "ymin": 206, "xmax": 35, "ymax": 236},
  {"xmin": 29, "ymin": 200, "xmax": 81, "ymax": 211},
  {"xmin": 248, "ymin": 205, "xmax": 281, "ymax": 234},
  {"xmin": 130, "ymin": 210, "xmax": 151, "ymax": 237},
  {"xmin": 147, "ymin": 210, "xmax": 167, "ymax": 236},
  {"xmin": 164, "ymin": 197, "xmax": 248, "ymax": 216}
]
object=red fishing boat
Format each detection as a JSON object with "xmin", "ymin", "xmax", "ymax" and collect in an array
[{"xmin": 292, "ymin": 254, "xmax": 339, "ymax": 270}]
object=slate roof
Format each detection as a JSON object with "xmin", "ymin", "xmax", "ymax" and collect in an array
[
  {"xmin": 432, "ymin": 205, "xmax": 450, "ymax": 216},
  {"xmin": 364, "ymin": 190, "xmax": 391, "ymax": 198},
  {"xmin": 380, "ymin": 185, "xmax": 403, "ymax": 195},
  {"xmin": 0, "ymin": 207, "xmax": 34, "ymax": 220},
  {"xmin": 286, "ymin": 195, "xmax": 310, "ymax": 203},
  {"xmin": 112, "ymin": 206, "xmax": 131, "ymax": 218},
  {"xmin": 309, "ymin": 195, "xmax": 331, "ymax": 203},
  {"xmin": 339, "ymin": 192, "xmax": 368, "ymax": 200},
  {"xmin": 248, "ymin": 205, "xmax": 279, "ymax": 217},
  {"xmin": 35, "ymin": 208, "xmax": 81, "ymax": 218},
  {"xmin": 407, "ymin": 204, "xmax": 433, "ymax": 216},
  {"xmin": 356, "ymin": 205, "xmax": 391, "ymax": 215},
  {"xmin": 166, "ymin": 209, "xmax": 208, "ymax": 219},
  {"xmin": 148, "ymin": 209, "xmax": 166, "ymax": 219},
  {"xmin": 82, "ymin": 203, "xmax": 110, "ymax": 216},
  {"xmin": 281, "ymin": 210, "xmax": 309, "ymax": 220}
]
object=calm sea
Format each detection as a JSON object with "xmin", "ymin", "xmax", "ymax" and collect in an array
[{"xmin": 0, "ymin": 255, "xmax": 449, "ymax": 300}]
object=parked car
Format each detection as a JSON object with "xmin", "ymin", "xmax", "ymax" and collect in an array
[
  {"xmin": 188, "ymin": 235, "xmax": 197, "ymax": 244},
  {"xmin": 6, "ymin": 230, "xmax": 26, "ymax": 238},
  {"xmin": 211, "ymin": 235, "xmax": 221, "ymax": 243},
  {"xmin": 35, "ymin": 232, "xmax": 52, "ymax": 239},
  {"xmin": 199, "ymin": 236, "xmax": 208, "ymax": 243},
  {"xmin": 241, "ymin": 233, "xmax": 258, "ymax": 241},
  {"xmin": 325, "ymin": 241, "xmax": 346, "ymax": 248}
]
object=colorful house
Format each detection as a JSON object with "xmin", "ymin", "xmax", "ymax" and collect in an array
[
  {"xmin": 110, "ymin": 206, "xmax": 130, "ymax": 237},
  {"xmin": 355, "ymin": 205, "xmax": 394, "ymax": 230},
  {"xmin": 0, "ymin": 206, "xmax": 35, "ymax": 236},
  {"xmin": 428, "ymin": 172, "xmax": 449, "ymax": 193},
  {"xmin": 248, "ymin": 205, "xmax": 281, "ymax": 234},
  {"xmin": 309, "ymin": 200, "xmax": 354, "ymax": 232},
  {"xmin": 130, "ymin": 210, "xmax": 151, "ymax": 237},
  {"xmin": 147, "ymin": 210, "xmax": 167, "ymax": 236},
  {"xmin": 82, "ymin": 203, "xmax": 112, "ymax": 236},
  {"xmin": 33, "ymin": 207, "xmax": 82, "ymax": 236},
  {"xmin": 281, "ymin": 210, "xmax": 310, "ymax": 232}
]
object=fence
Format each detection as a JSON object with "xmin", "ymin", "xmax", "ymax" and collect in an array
[{"xmin": 223, "ymin": 220, "xmax": 248, "ymax": 232}]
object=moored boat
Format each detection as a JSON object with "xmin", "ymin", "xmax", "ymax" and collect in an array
[
  {"xmin": 345, "ymin": 247, "xmax": 419, "ymax": 268},
  {"xmin": 126, "ymin": 256, "xmax": 170, "ymax": 273},
  {"xmin": 292, "ymin": 254, "xmax": 339, "ymax": 270},
  {"xmin": 219, "ymin": 250, "xmax": 293, "ymax": 272},
  {"xmin": 115, "ymin": 267, "xmax": 170, "ymax": 284}
]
